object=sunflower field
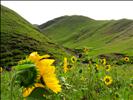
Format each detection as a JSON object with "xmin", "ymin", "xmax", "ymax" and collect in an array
[{"xmin": 1, "ymin": 50, "xmax": 133, "ymax": 100}]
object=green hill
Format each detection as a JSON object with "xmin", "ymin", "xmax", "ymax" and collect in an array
[
  {"xmin": 39, "ymin": 15, "xmax": 133, "ymax": 56},
  {"xmin": 0, "ymin": 5, "xmax": 70, "ymax": 67}
]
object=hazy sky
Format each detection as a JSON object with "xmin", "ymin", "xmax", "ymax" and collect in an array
[{"xmin": 1, "ymin": 1, "xmax": 133, "ymax": 25}]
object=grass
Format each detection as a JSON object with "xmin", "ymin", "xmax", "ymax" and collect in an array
[
  {"xmin": 0, "ymin": 5, "xmax": 72, "ymax": 67},
  {"xmin": 39, "ymin": 15, "xmax": 133, "ymax": 56},
  {"xmin": 1, "ymin": 54, "xmax": 133, "ymax": 100}
]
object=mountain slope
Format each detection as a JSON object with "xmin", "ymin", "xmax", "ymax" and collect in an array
[
  {"xmin": 39, "ymin": 15, "xmax": 133, "ymax": 56},
  {"xmin": 0, "ymin": 5, "xmax": 69, "ymax": 67}
]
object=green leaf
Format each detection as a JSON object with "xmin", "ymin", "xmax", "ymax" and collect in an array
[{"xmin": 14, "ymin": 64, "xmax": 36, "ymax": 71}]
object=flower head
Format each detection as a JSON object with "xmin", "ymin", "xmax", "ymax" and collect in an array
[
  {"xmin": 0, "ymin": 67, "xmax": 3, "ymax": 73},
  {"xmin": 124, "ymin": 57, "xmax": 129, "ymax": 62},
  {"xmin": 95, "ymin": 64, "xmax": 100, "ymax": 71},
  {"xmin": 105, "ymin": 65, "xmax": 111, "ymax": 72},
  {"xmin": 83, "ymin": 48, "xmax": 89, "ymax": 53},
  {"xmin": 103, "ymin": 76, "xmax": 112, "ymax": 86},
  {"xmin": 71, "ymin": 56, "xmax": 77, "ymax": 63},
  {"xmin": 21, "ymin": 52, "xmax": 61, "ymax": 97},
  {"xmin": 63, "ymin": 57, "xmax": 68, "ymax": 73},
  {"xmin": 100, "ymin": 58, "xmax": 106, "ymax": 65},
  {"xmin": 103, "ymin": 58, "xmax": 106, "ymax": 65}
]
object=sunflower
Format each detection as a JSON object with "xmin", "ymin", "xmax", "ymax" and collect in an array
[
  {"xmin": 103, "ymin": 58, "xmax": 106, "ymax": 65},
  {"xmin": 63, "ymin": 57, "xmax": 68, "ymax": 73},
  {"xmin": 22, "ymin": 52, "xmax": 61, "ymax": 97},
  {"xmin": 105, "ymin": 65, "xmax": 111, "ymax": 72},
  {"xmin": 100, "ymin": 58, "xmax": 106, "ymax": 65},
  {"xmin": 103, "ymin": 76, "xmax": 112, "ymax": 86},
  {"xmin": 83, "ymin": 48, "xmax": 89, "ymax": 53},
  {"xmin": 0, "ymin": 67, "xmax": 3, "ymax": 73},
  {"xmin": 95, "ymin": 64, "xmax": 100, "ymax": 71},
  {"xmin": 71, "ymin": 56, "xmax": 77, "ymax": 63},
  {"xmin": 124, "ymin": 57, "xmax": 129, "ymax": 62}
]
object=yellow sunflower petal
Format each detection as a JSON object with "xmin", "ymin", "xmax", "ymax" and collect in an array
[
  {"xmin": 29, "ymin": 52, "xmax": 40, "ymax": 63},
  {"xmin": 0, "ymin": 67, "xmax": 3, "ymax": 73},
  {"xmin": 103, "ymin": 58, "xmax": 106, "ymax": 65},
  {"xmin": 34, "ymin": 83, "xmax": 45, "ymax": 88},
  {"xmin": 63, "ymin": 57, "xmax": 68, "ymax": 73},
  {"xmin": 45, "ymin": 82, "xmax": 61, "ymax": 93},
  {"xmin": 42, "ymin": 74, "xmax": 61, "ymax": 93},
  {"xmin": 40, "ymin": 54, "xmax": 50, "ymax": 59},
  {"xmin": 36, "ymin": 59, "xmax": 55, "ymax": 75},
  {"xmin": 41, "ymin": 67, "xmax": 61, "ymax": 93},
  {"xmin": 38, "ymin": 59, "xmax": 55, "ymax": 67},
  {"xmin": 44, "ymin": 66, "xmax": 55, "ymax": 75},
  {"xmin": 23, "ymin": 86, "xmax": 35, "ymax": 97}
]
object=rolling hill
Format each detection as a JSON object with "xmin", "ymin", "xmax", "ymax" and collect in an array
[
  {"xmin": 38, "ymin": 15, "xmax": 133, "ymax": 56},
  {"xmin": 1, "ymin": 4, "xmax": 133, "ymax": 68},
  {"xmin": 0, "ymin": 5, "xmax": 70, "ymax": 67}
]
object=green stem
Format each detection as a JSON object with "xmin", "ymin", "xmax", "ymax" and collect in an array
[{"xmin": 10, "ymin": 73, "xmax": 16, "ymax": 100}]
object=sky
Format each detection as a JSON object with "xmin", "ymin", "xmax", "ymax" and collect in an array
[{"xmin": 1, "ymin": 1, "xmax": 133, "ymax": 25}]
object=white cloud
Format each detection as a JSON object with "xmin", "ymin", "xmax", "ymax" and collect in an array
[{"xmin": 1, "ymin": 1, "xmax": 133, "ymax": 25}]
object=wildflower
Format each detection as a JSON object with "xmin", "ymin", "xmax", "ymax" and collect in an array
[
  {"xmin": 124, "ymin": 57, "xmax": 129, "ymax": 62},
  {"xmin": 95, "ymin": 64, "xmax": 100, "ymax": 71},
  {"xmin": 83, "ymin": 48, "xmax": 89, "ymax": 53},
  {"xmin": 71, "ymin": 56, "xmax": 77, "ymax": 63},
  {"xmin": 67, "ymin": 64, "xmax": 72, "ymax": 69},
  {"xmin": 103, "ymin": 76, "xmax": 112, "ymax": 86},
  {"xmin": 100, "ymin": 58, "xmax": 106, "ymax": 65},
  {"xmin": 103, "ymin": 58, "xmax": 106, "ymax": 65},
  {"xmin": 0, "ymin": 67, "xmax": 3, "ymax": 73},
  {"xmin": 63, "ymin": 57, "xmax": 68, "ymax": 73},
  {"xmin": 22, "ymin": 52, "xmax": 61, "ymax": 97},
  {"xmin": 105, "ymin": 65, "xmax": 111, "ymax": 72}
]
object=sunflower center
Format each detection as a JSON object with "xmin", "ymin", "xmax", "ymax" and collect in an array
[
  {"xmin": 106, "ymin": 66, "xmax": 109, "ymax": 69},
  {"xmin": 72, "ymin": 58, "xmax": 75, "ymax": 61},
  {"xmin": 106, "ymin": 78, "xmax": 110, "ymax": 82}
]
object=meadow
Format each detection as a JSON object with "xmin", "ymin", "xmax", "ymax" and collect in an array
[
  {"xmin": 1, "ymin": 50, "xmax": 133, "ymax": 100},
  {"xmin": 1, "ymin": 5, "xmax": 133, "ymax": 100}
]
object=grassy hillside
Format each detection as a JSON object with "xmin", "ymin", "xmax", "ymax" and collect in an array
[
  {"xmin": 39, "ymin": 15, "xmax": 133, "ymax": 56},
  {"xmin": 1, "ymin": 5, "xmax": 133, "ymax": 100},
  {"xmin": 0, "ymin": 5, "xmax": 71, "ymax": 67}
]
